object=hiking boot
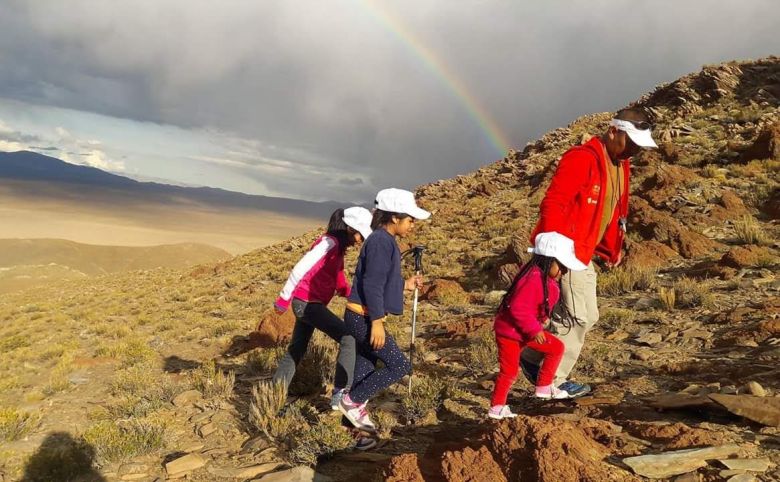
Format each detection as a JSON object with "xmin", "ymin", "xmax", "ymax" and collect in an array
[
  {"xmin": 557, "ymin": 381, "xmax": 591, "ymax": 398},
  {"xmin": 520, "ymin": 357, "xmax": 540, "ymax": 385},
  {"xmin": 487, "ymin": 405, "xmax": 517, "ymax": 420},
  {"xmin": 330, "ymin": 389, "xmax": 346, "ymax": 411},
  {"xmin": 352, "ymin": 433, "xmax": 377, "ymax": 451},
  {"xmin": 339, "ymin": 394, "xmax": 377, "ymax": 432},
  {"xmin": 534, "ymin": 384, "xmax": 571, "ymax": 400}
]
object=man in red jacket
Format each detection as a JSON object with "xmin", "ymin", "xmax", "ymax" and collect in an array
[{"xmin": 521, "ymin": 107, "xmax": 657, "ymax": 398}]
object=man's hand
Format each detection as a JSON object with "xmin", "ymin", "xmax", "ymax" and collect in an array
[
  {"xmin": 370, "ymin": 318, "xmax": 386, "ymax": 350},
  {"xmin": 533, "ymin": 331, "xmax": 546, "ymax": 344},
  {"xmin": 605, "ymin": 251, "xmax": 624, "ymax": 270},
  {"xmin": 404, "ymin": 275, "xmax": 424, "ymax": 291}
]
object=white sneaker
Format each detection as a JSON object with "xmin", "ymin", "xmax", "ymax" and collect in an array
[
  {"xmin": 339, "ymin": 395, "xmax": 377, "ymax": 432},
  {"xmin": 330, "ymin": 389, "xmax": 346, "ymax": 411},
  {"xmin": 487, "ymin": 405, "xmax": 517, "ymax": 420},
  {"xmin": 534, "ymin": 384, "xmax": 571, "ymax": 400}
]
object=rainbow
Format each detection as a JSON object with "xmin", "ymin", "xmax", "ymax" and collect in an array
[{"xmin": 354, "ymin": 0, "xmax": 512, "ymax": 156}]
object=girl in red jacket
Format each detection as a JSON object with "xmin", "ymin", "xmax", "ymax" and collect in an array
[{"xmin": 488, "ymin": 232, "xmax": 587, "ymax": 420}]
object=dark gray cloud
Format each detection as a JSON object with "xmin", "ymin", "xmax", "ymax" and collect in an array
[{"xmin": 0, "ymin": 0, "xmax": 777, "ymax": 201}]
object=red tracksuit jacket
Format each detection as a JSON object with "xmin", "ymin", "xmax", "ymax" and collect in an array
[{"xmin": 530, "ymin": 136, "xmax": 630, "ymax": 265}]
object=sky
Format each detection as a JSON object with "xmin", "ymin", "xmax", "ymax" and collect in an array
[{"xmin": 0, "ymin": 0, "xmax": 777, "ymax": 203}]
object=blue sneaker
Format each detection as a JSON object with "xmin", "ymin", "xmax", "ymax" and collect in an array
[
  {"xmin": 557, "ymin": 381, "xmax": 591, "ymax": 398},
  {"xmin": 520, "ymin": 357, "xmax": 540, "ymax": 385}
]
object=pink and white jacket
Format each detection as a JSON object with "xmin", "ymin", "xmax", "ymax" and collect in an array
[
  {"xmin": 274, "ymin": 234, "xmax": 351, "ymax": 312},
  {"xmin": 494, "ymin": 266, "xmax": 560, "ymax": 342}
]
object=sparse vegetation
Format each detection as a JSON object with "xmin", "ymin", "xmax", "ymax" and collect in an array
[
  {"xmin": 82, "ymin": 417, "xmax": 166, "ymax": 464},
  {"xmin": 733, "ymin": 215, "xmax": 769, "ymax": 245},
  {"xmin": 190, "ymin": 360, "xmax": 235, "ymax": 400},
  {"xmin": 673, "ymin": 277, "xmax": 715, "ymax": 309},
  {"xmin": 657, "ymin": 287, "xmax": 677, "ymax": 311},
  {"xmin": 598, "ymin": 266, "xmax": 656, "ymax": 296},
  {"xmin": 401, "ymin": 375, "xmax": 446, "ymax": 424},
  {"xmin": 0, "ymin": 407, "xmax": 41, "ymax": 441},
  {"xmin": 466, "ymin": 329, "xmax": 497, "ymax": 375}
]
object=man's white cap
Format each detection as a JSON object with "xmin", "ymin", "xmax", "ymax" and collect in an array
[
  {"xmin": 610, "ymin": 119, "xmax": 658, "ymax": 148},
  {"xmin": 343, "ymin": 206, "xmax": 373, "ymax": 240},
  {"xmin": 527, "ymin": 232, "xmax": 588, "ymax": 271},
  {"xmin": 375, "ymin": 188, "xmax": 431, "ymax": 220}
]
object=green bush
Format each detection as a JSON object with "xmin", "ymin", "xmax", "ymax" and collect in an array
[
  {"xmin": 190, "ymin": 360, "xmax": 235, "ymax": 400},
  {"xmin": 0, "ymin": 407, "xmax": 41, "ymax": 441},
  {"xmin": 598, "ymin": 266, "xmax": 656, "ymax": 296}
]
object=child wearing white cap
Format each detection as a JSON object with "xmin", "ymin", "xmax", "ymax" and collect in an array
[
  {"xmin": 337, "ymin": 188, "xmax": 430, "ymax": 432},
  {"xmin": 272, "ymin": 207, "xmax": 372, "ymax": 414},
  {"xmin": 488, "ymin": 232, "xmax": 587, "ymax": 420}
]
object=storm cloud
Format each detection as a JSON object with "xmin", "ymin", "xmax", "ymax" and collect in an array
[{"xmin": 0, "ymin": 0, "xmax": 777, "ymax": 201}]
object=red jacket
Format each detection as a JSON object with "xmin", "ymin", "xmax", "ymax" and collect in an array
[{"xmin": 530, "ymin": 137, "xmax": 630, "ymax": 265}]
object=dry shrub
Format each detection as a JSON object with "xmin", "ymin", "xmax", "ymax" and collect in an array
[
  {"xmin": 249, "ymin": 381, "xmax": 351, "ymax": 466},
  {"xmin": 466, "ymin": 329, "xmax": 497, "ymax": 375},
  {"xmin": 190, "ymin": 360, "xmax": 235, "ymax": 400},
  {"xmin": 733, "ymin": 215, "xmax": 769, "ymax": 245},
  {"xmin": 598, "ymin": 266, "xmax": 656, "ymax": 296}
]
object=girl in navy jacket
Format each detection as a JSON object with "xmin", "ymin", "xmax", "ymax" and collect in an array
[{"xmin": 337, "ymin": 188, "xmax": 430, "ymax": 432}]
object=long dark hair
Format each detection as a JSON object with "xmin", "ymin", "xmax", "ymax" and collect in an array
[
  {"xmin": 326, "ymin": 209, "xmax": 357, "ymax": 254},
  {"xmin": 371, "ymin": 209, "xmax": 410, "ymax": 230},
  {"xmin": 499, "ymin": 255, "xmax": 580, "ymax": 333}
]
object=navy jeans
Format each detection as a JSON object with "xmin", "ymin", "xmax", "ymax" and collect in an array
[
  {"xmin": 344, "ymin": 310, "xmax": 411, "ymax": 404},
  {"xmin": 272, "ymin": 299, "xmax": 356, "ymax": 392}
]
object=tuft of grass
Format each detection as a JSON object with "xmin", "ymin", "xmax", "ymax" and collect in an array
[
  {"xmin": 95, "ymin": 338, "xmax": 156, "ymax": 367},
  {"xmin": 82, "ymin": 418, "xmax": 166, "ymax": 464},
  {"xmin": 285, "ymin": 417, "xmax": 353, "ymax": 466},
  {"xmin": 466, "ymin": 329, "xmax": 497, "ymax": 375},
  {"xmin": 673, "ymin": 277, "xmax": 715, "ymax": 309},
  {"xmin": 42, "ymin": 352, "xmax": 76, "ymax": 396},
  {"xmin": 190, "ymin": 360, "xmax": 235, "ymax": 400},
  {"xmin": 400, "ymin": 375, "xmax": 446, "ymax": 424},
  {"xmin": 373, "ymin": 409, "xmax": 399, "ymax": 439},
  {"xmin": 249, "ymin": 381, "xmax": 351, "ymax": 466},
  {"xmin": 657, "ymin": 287, "xmax": 677, "ymax": 311},
  {"xmin": 288, "ymin": 335, "xmax": 336, "ymax": 396},
  {"xmin": 733, "ymin": 215, "xmax": 769, "ymax": 245},
  {"xmin": 600, "ymin": 308, "xmax": 636, "ymax": 325},
  {"xmin": 246, "ymin": 346, "xmax": 286, "ymax": 375},
  {"xmin": 598, "ymin": 266, "xmax": 656, "ymax": 296},
  {"xmin": 0, "ymin": 407, "xmax": 42, "ymax": 441}
]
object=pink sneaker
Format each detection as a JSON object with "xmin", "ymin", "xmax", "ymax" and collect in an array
[
  {"xmin": 339, "ymin": 394, "xmax": 377, "ymax": 432},
  {"xmin": 487, "ymin": 405, "xmax": 517, "ymax": 420},
  {"xmin": 535, "ymin": 384, "xmax": 571, "ymax": 400}
]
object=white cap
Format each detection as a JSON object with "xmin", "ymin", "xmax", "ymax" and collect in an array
[
  {"xmin": 527, "ymin": 232, "xmax": 588, "ymax": 271},
  {"xmin": 375, "ymin": 188, "xmax": 431, "ymax": 220},
  {"xmin": 610, "ymin": 118, "xmax": 658, "ymax": 148},
  {"xmin": 343, "ymin": 206, "xmax": 372, "ymax": 240}
]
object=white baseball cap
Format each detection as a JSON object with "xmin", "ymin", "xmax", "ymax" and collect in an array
[
  {"xmin": 610, "ymin": 118, "xmax": 658, "ymax": 148},
  {"xmin": 343, "ymin": 206, "xmax": 372, "ymax": 240},
  {"xmin": 375, "ymin": 188, "xmax": 431, "ymax": 220},
  {"xmin": 528, "ymin": 232, "xmax": 588, "ymax": 271}
]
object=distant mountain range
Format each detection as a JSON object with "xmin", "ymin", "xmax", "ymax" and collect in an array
[{"xmin": 0, "ymin": 150, "xmax": 342, "ymax": 218}]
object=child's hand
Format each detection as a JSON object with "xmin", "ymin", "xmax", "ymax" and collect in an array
[
  {"xmin": 370, "ymin": 319, "xmax": 386, "ymax": 350},
  {"xmin": 404, "ymin": 275, "xmax": 424, "ymax": 291},
  {"xmin": 542, "ymin": 318, "xmax": 551, "ymax": 328},
  {"xmin": 534, "ymin": 331, "xmax": 546, "ymax": 344}
]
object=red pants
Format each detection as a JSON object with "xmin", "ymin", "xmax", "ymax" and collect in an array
[{"xmin": 491, "ymin": 332, "xmax": 564, "ymax": 406}]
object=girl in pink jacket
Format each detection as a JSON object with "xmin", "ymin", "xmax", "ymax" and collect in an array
[
  {"xmin": 272, "ymin": 207, "xmax": 372, "ymax": 410},
  {"xmin": 488, "ymin": 232, "xmax": 587, "ymax": 420}
]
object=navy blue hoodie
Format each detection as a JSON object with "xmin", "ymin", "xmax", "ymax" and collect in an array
[{"xmin": 348, "ymin": 228, "xmax": 404, "ymax": 321}]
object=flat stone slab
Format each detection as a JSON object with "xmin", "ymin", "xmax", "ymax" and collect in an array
[
  {"xmin": 257, "ymin": 466, "xmax": 332, "ymax": 482},
  {"xmin": 622, "ymin": 444, "xmax": 741, "ymax": 479},
  {"xmin": 709, "ymin": 394, "xmax": 780, "ymax": 427},
  {"xmin": 719, "ymin": 457, "xmax": 772, "ymax": 472},
  {"xmin": 649, "ymin": 393, "xmax": 716, "ymax": 410},
  {"xmin": 166, "ymin": 453, "xmax": 207, "ymax": 476}
]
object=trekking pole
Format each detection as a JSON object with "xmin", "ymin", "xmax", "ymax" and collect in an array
[{"xmin": 407, "ymin": 246, "xmax": 425, "ymax": 394}]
